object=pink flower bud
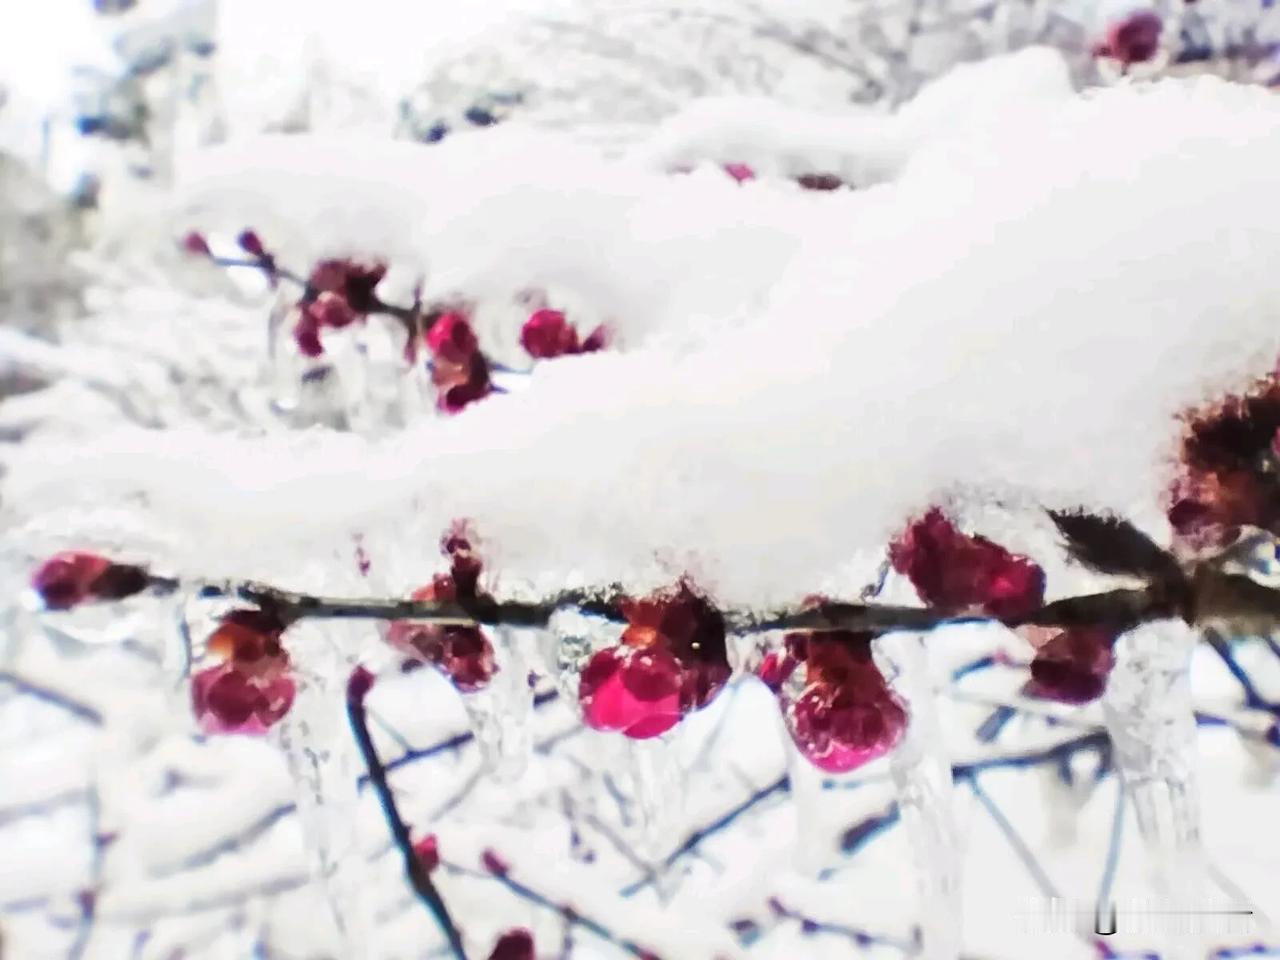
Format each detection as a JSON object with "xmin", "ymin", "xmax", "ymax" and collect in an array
[
  {"xmin": 723, "ymin": 162, "xmax": 756, "ymax": 183},
  {"xmin": 437, "ymin": 354, "xmax": 493, "ymax": 415},
  {"xmin": 520, "ymin": 309, "xmax": 579, "ymax": 358},
  {"xmin": 578, "ymin": 646, "xmax": 683, "ymax": 739},
  {"xmin": 236, "ymin": 229, "xmax": 266, "ymax": 258},
  {"xmin": 889, "ymin": 508, "xmax": 1045, "ymax": 618},
  {"xmin": 1025, "ymin": 627, "xmax": 1117, "ymax": 704},
  {"xmin": 480, "ymin": 849, "xmax": 509, "ymax": 876},
  {"xmin": 387, "ymin": 577, "xmax": 497, "ymax": 690},
  {"xmin": 777, "ymin": 632, "xmax": 907, "ymax": 773},
  {"xmin": 304, "ymin": 292, "xmax": 360, "ymax": 330},
  {"xmin": 347, "ymin": 665, "xmax": 376, "ymax": 706},
  {"xmin": 796, "ymin": 173, "xmax": 843, "ymax": 192},
  {"xmin": 412, "ymin": 833, "xmax": 440, "ymax": 873},
  {"xmin": 181, "ymin": 231, "xmax": 211, "ymax": 257},
  {"xmin": 31, "ymin": 551, "xmax": 148, "ymax": 610},
  {"xmin": 1096, "ymin": 10, "xmax": 1162, "ymax": 65},
  {"xmin": 580, "ymin": 324, "xmax": 609, "ymax": 353},
  {"xmin": 427, "ymin": 312, "xmax": 480, "ymax": 365},
  {"xmin": 488, "ymin": 929, "xmax": 534, "ymax": 960},
  {"xmin": 293, "ymin": 314, "xmax": 324, "ymax": 357},
  {"xmin": 307, "ymin": 259, "xmax": 387, "ymax": 315},
  {"xmin": 192, "ymin": 662, "xmax": 295, "ymax": 735}
]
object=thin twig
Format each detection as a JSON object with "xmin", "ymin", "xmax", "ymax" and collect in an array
[
  {"xmin": 1206, "ymin": 630, "xmax": 1277, "ymax": 710},
  {"xmin": 68, "ymin": 788, "xmax": 103, "ymax": 960},
  {"xmin": 156, "ymin": 578, "xmax": 1162, "ymax": 634},
  {"xmin": 370, "ymin": 690, "xmax": 559, "ymax": 784},
  {"xmin": 208, "ymin": 257, "xmax": 420, "ymax": 329},
  {"xmin": 1096, "ymin": 782, "xmax": 1126, "ymax": 936},
  {"xmin": 619, "ymin": 776, "xmax": 789, "ymax": 896},
  {"xmin": 126, "ymin": 560, "xmax": 1280, "ymax": 643},
  {"xmin": 967, "ymin": 776, "xmax": 1059, "ymax": 898},
  {"xmin": 345, "ymin": 668, "xmax": 467, "ymax": 960},
  {"xmin": 0, "ymin": 671, "xmax": 104, "ymax": 724},
  {"xmin": 464, "ymin": 858, "xmax": 653, "ymax": 958},
  {"xmin": 767, "ymin": 897, "xmax": 914, "ymax": 951}
]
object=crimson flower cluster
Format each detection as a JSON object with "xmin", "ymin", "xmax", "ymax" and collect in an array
[
  {"xmin": 762, "ymin": 630, "xmax": 908, "ymax": 773},
  {"xmin": 1167, "ymin": 375, "xmax": 1280, "ymax": 551},
  {"xmin": 386, "ymin": 523, "xmax": 497, "ymax": 691},
  {"xmin": 1022, "ymin": 626, "xmax": 1117, "ymax": 705},
  {"xmin": 425, "ymin": 311, "xmax": 495, "ymax": 414},
  {"xmin": 25, "ymin": 501, "xmax": 1128, "ymax": 760},
  {"xmin": 487, "ymin": 929, "xmax": 535, "ymax": 960},
  {"xmin": 888, "ymin": 508, "xmax": 1045, "ymax": 619},
  {"xmin": 1093, "ymin": 10, "xmax": 1163, "ymax": 66},
  {"xmin": 191, "ymin": 609, "xmax": 296, "ymax": 735},
  {"xmin": 294, "ymin": 258, "xmax": 389, "ymax": 359},
  {"xmin": 412, "ymin": 833, "xmax": 441, "ymax": 873},
  {"xmin": 890, "ymin": 508, "xmax": 1118, "ymax": 706},
  {"xmin": 679, "ymin": 163, "xmax": 849, "ymax": 191},
  {"xmin": 519, "ymin": 308, "xmax": 608, "ymax": 359},
  {"xmin": 577, "ymin": 581, "xmax": 731, "ymax": 739},
  {"xmin": 181, "ymin": 229, "xmax": 611, "ymax": 417}
]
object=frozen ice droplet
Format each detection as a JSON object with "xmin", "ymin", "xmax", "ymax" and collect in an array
[
  {"xmin": 1101, "ymin": 620, "xmax": 1205, "ymax": 960},
  {"xmin": 626, "ymin": 733, "xmax": 685, "ymax": 902},
  {"xmin": 272, "ymin": 623, "xmax": 373, "ymax": 960},
  {"xmin": 875, "ymin": 631, "xmax": 961, "ymax": 960},
  {"xmin": 461, "ymin": 627, "xmax": 533, "ymax": 782},
  {"xmin": 267, "ymin": 297, "xmax": 356, "ymax": 431},
  {"xmin": 543, "ymin": 605, "xmax": 623, "ymax": 706}
]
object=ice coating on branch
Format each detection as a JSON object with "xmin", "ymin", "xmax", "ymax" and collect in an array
[
  {"xmin": 385, "ymin": 523, "xmax": 497, "ymax": 689},
  {"xmin": 12, "ymin": 73, "xmax": 1280, "ymax": 609}
]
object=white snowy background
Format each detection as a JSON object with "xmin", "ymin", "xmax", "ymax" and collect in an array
[{"xmin": 2, "ymin": 2, "xmax": 1280, "ymax": 960}]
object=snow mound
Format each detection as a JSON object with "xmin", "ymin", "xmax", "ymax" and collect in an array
[{"xmin": 9, "ymin": 72, "xmax": 1280, "ymax": 611}]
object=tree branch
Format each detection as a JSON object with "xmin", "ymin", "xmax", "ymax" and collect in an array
[
  {"xmin": 143, "ymin": 567, "xmax": 1237, "ymax": 638},
  {"xmin": 345, "ymin": 668, "xmax": 467, "ymax": 960}
]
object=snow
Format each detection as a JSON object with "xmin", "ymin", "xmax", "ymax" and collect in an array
[
  {"xmin": 631, "ymin": 46, "xmax": 1076, "ymax": 182},
  {"xmin": 8, "ymin": 66, "xmax": 1280, "ymax": 613},
  {"xmin": 5, "ymin": 22, "xmax": 1280, "ymax": 960}
]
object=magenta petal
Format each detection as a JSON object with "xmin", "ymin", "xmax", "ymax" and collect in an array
[
  {"xmin": 192, "ymin": 663, "xmax": 295, "ymax": 735},
  {"xmin": 579, "ymin": 647, "xmax": 682, "ymax": 737},
  {"xmin": 31, "ymin": 551, "xmax": 112, "ymax": 609},
  {"xmin": 520, "ymin": 308, "xmax": 579, "ymax": 359},
  {"xmin": 783, "ymin": 679, "xmax": 908, "ymax": 774}
]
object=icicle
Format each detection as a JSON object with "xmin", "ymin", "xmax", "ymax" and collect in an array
[
  {"xmin": 273, "ymin": 623, "xmax": 373, "ymax": 960},
  {"xmin": 544, "ymin": 606, "xmax": 688, "ymax": 896},
  {"xmin": 398, "ymin": 351, "xmax": 436, "ymax": 425},
  {"xmin": 784, "ymin": 743, "xmax": 831, "ymax": 875},
  {"xmin": 266, "ymin": 295, "xmax": 307, "ymax": 420},
  {"xmin": 1100, "ymin": 619, "xmax": 1204, "ymax": 960},
  {"xmin": 875, "ymin": 631, "xmax": 962, "ymax": 960},
  {"xmin": 461, "ymin": 627, "xmax": 533, "ymax": 782},
  {"xmin": 626, "ymin": 733, "xmax": 686, "ymax": 902}
]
